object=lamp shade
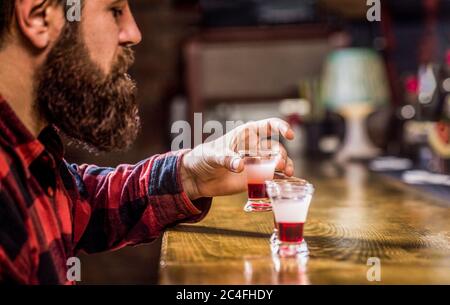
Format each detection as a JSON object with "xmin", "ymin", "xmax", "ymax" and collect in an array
[{"xmin": 321, "ymin": 48, "xmax": 391, "ymax": 111}]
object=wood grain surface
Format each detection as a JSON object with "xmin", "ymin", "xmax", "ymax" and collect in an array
[{"xmin": 159, "ymin": 161, "xmax": 450, "ymax": 284}]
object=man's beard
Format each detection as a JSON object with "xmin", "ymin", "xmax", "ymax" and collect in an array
[{"xmin": 35, "ymin": 22, "xmax": 141, "ymax": 152}]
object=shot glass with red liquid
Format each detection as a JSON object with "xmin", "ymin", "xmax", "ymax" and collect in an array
[
  {"xmin": 266, "ymin": 179, "xmax": 314, "ymax": 258},
  {"xmin": 239, "ymin": 150, "xmax": 280, "ymax": 212}
]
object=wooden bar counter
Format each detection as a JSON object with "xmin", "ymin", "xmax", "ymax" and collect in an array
[{"xmin": 159, "ymin": 161, "xmax": 450, "ymax": 284}]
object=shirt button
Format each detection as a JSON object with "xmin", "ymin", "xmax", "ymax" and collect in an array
[
  {"xmin": 177, "ymin": 213, "xmax": 186, "ymax": 220},
  {"xmin": 47, "ymin": 187, "xmax": 54, "ymax": 197}
]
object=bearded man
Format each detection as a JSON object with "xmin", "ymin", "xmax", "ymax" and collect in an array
[{"xmin": 0, "ymin": 0, "xmax": 295, "ymax": 284}]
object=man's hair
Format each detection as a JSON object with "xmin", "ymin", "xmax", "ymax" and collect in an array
[{"xmin": 0, "ymin": 0, "xmax": 15, "ymax": 47}]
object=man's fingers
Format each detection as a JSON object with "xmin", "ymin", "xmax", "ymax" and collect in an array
[
  {"xmin": 235, "ymin": 119, "xmax": 295, "ymax": 153},
  {"xmin": 271, "ymin": 142, "xmax": 288, "ymax": 171},
  {"xmin": 276, "ymin": 158, "xmax": 286, "ymax": 171},
  {"xmin": 255, "ymin": 118, "xmax": 295, "ymax": 141},
  {"xmin": 284, "ymin": 157, "xmax": 294, "ymax": 176}
]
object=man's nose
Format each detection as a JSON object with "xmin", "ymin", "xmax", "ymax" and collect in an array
[{"xmin": 119, "ymin": 7, "xmax": 142, "ymax": 47}]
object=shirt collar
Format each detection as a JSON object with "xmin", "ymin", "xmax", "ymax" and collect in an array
[{"xmin": 0, "ymin": 97, "xmax": 65, "ymax": 175}]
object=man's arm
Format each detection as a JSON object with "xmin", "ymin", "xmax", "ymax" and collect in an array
[
  {"xmin": 67, "ymin": 118, "xmax": 294, "ymax": 253},
  {"xmin": 66, "ymin": 150, "xmax": 211, "ymax": 254}
]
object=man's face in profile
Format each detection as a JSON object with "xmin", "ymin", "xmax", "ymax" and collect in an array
[{"xmin": 36, "ymin": 0, "xmax": 142, "ymax": 152}]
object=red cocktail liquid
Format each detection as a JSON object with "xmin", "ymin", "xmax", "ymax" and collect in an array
[
  {"xmin": 277, "ymin": 222, "xmax": 304, "ymax": 243},
  {"xmin": 248, "ymin": 183, "xmax": 268, "ymax": 199}
]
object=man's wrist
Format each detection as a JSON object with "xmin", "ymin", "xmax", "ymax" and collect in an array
[{"xmin": 180, "ymin": 154, "xmax": 201, "ymax": 201}]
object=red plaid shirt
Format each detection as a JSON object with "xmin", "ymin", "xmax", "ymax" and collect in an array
[{"xmin": 0, "ymin": 98, "xmax": 211, "ymax": 284}]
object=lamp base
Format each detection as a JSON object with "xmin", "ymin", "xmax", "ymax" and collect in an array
[{"xmin": 335, "ymin": 105, "xmax": 381, "ymax": 163}]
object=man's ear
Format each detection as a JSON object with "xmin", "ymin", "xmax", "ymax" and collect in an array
[{"xmin": 15, "ymin": 0, "xmax": 64, "ymax": 49}]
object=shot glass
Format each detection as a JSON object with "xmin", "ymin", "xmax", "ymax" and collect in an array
[
  {"xmin": 266, "ymin": 179, "xmax": 315, "ymax": 258},
  {"xmin": 239, "ymin": 150, "xmax": 280, "ymax": 212}
]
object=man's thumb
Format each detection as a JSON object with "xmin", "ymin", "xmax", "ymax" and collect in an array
[{"xmin": 222, "ymin": 152, "xmax": 244, "ymax": 173}]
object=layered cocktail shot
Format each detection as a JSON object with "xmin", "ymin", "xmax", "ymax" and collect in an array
[
  {"xmin": 240, "ymin": 150, "xmax": 280, "ymax": 212},
  {"xmin": 266, "ymin": 179, "xmax": 314, "ymax": 257}
]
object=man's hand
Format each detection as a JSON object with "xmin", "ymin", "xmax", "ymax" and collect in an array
[{"xmin": 180, "ymin": 118, "xmax": 295, "ymax": 200}]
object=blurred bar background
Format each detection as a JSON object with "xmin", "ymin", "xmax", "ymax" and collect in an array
[{"xmin": 68, "ymin": 0, "xmax": 450, "ymax": 284}]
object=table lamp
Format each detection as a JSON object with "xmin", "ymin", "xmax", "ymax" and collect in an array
[{"xmin": 321, "ymin": 48, "xmax": 390, "ymax": 162}]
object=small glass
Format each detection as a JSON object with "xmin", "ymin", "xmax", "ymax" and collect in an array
[
  {"xmin": 240, "ymin": 150, "xmax": 280, "ymax": 212},
  {"xmin": 266, "ymin": 179, "xmax": 315, "ymax": 258}
]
